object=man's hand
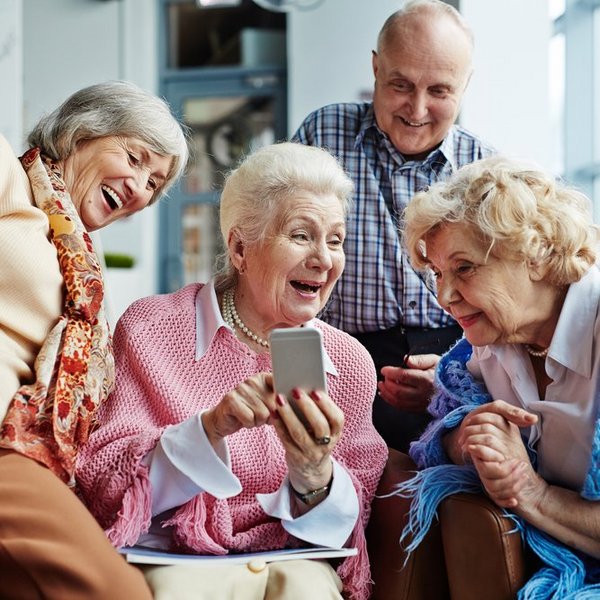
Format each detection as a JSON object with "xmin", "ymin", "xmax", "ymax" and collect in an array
[{"xmin": 377, "ymin": 354, "xmax": 440, "ymax": 412}]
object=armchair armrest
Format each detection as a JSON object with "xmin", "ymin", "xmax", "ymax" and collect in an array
[
  {"xmin": 439, "ymin": 492, "xmax": 527, "ymax": 600},
  {"xmin": 366, "ymin": 449, "xmax": 529, "ymax": 600},
  {"xmin": 366, "ymin": 449, "xmax": 449, "ymax": 600}
]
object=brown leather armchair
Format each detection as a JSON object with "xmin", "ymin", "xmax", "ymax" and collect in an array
[{"xmin": 366, "ymin": 449, "xmax": 529, "ymax": 600}]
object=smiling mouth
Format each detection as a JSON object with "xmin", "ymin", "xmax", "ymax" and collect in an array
[
  {"xmin": 291, "ymin": 281, "xmax": 322, "ymax": 293},
  {"xmin": 456, "ymin": 312, "xmax": 481, "ymax": 328},
  {"xmin": 400, "ymin": 117, "xmax": 427, "ymax": 127},
  {"xmin": 101, "ymin": 185, "xmax": 123, "ymax": 210}
]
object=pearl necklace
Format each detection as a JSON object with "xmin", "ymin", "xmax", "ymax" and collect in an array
[
  {"xmin": 525, "ymin": 344, "xmax": 548, "ymax": 358},
  {"xmin": 222, "ymin": 287, "xmax": 269, "ymax": 348}
]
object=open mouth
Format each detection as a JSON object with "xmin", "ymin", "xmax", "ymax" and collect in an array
[
  {"xmin": 101, "ymin": 185, "xmax": 123, "ymax": 210},
  {"xmin": 400, "ymin": 117, "xmax": 427, "ymax": 127},
  {"xmin": 290, "ymin": 280, "xmax": 322, "ymax": 294}
]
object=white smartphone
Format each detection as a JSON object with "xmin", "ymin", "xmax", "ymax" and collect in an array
[{"xmin": 270, "ymin": 327, "xmax": 327, "ymax": 427}]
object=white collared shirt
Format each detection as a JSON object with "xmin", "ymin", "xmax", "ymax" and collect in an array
[{"xmin": 467, "ymin": 266, "xmax": 600, "ymax": 490}]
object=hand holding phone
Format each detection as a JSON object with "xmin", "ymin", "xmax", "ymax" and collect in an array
[{"xmin": 270, "ymin": 327, "xmax": 327, "ymax": 428}]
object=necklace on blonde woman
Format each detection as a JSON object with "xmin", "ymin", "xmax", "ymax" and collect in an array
[
  {"xmin": 525, "ymin": 344, "xmax": 548, "ymax": 358},
  {"xmin": 222, "ymin": 287, "xmax": 270, "ymax": 348}
]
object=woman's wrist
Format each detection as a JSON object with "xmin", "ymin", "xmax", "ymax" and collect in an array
[
  {"xmin": 442, "ymin": 427, "xmax": 467, "ymax": 464},
  {"xmin": 290, "ymin": 478, "xmax": 332, "ymax": 506},
  {"xmin": 201, "ymin": 410, "xmax": 225, "ymax": 447}
]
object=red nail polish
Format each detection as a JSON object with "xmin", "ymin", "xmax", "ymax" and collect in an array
[
  {"xmin": 291, "ymin": 388, "xmax": 301, "ymax": 400},
  {"xmin": 310, "ymin": 390, "xmax": 320, "ymax": 401},
  {"xmin": 277, "ymin": 393, "xmax": 286, "ymax": 407}
]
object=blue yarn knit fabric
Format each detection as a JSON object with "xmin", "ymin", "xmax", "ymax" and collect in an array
[{"xmin": 395, "ymin": 338, "xmax": 600, "ymax": 599}]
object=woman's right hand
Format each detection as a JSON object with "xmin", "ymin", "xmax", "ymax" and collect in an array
[
  {"xmin": 443, "ymin": 399, "xmax": 537, "ymax": 465},
  {"xmin": 201, "ymin": 373, "xmax": 277, "ymax": 446}
]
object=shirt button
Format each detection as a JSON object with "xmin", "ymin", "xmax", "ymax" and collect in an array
[
  {"xmin": 409, "ymin": 301, "xmax": 417, "ymax": 309},
  {"xmin": 247, "ymin": 559, "xmax": 267, "ymax": 573}
]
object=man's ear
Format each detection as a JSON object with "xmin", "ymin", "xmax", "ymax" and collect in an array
[
  {"xmin": 372, "ymin": 50, "xmax": 379, "ymax": 78},
  {"xmin": 463, "ymin": 68, "xmax": 473, "ymax": 92},
  {"xmin": 227, "ymin": 228, "xmax": 246, "ymax": 273}
]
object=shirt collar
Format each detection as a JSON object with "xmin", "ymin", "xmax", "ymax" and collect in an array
[
  {"xmin": 195, "ymin": 281, "xmax": 226, "ymax": 361},
  {"xmin": 547, "ymin": 266, "xmax": 600, "ymax": 378},
  {"xmin": 354, "ymin": 103, "xmax": 378, "ymax": 148},
  {"xmin": 194, "ymin": 282, "xmax": 338, "ymax": 376},
  {"xmin": 355, "ymin": 104, "xmax": 458, "ymax": 170},
  {"xmin": 473, "ymin": 266, "xmax": 600, "ymax": 378}
]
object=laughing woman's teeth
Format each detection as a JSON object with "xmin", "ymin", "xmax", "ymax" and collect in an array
[{"xmin": 101, "ymin": 185, "xmax": 123, "ymax": 209}]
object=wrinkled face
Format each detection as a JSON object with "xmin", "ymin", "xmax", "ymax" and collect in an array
[
  {"xmin": 60, "ymin": 136, "xmax": 172, "ymax": 231},
  {"xmin": 372, "ymin": 14, "xmax": 472, "ymax": 160},
  {"xmin": 236, "ymin": 193, "xmax": 346, "ymax": 330},
  {"xmin": 425, "ymin": 223, "xmax": 541, "ymax": 347}
]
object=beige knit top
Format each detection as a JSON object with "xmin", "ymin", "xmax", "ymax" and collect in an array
[{"xmin": 0, "ymin": 135, "xmax": 63, "ymax": 423}]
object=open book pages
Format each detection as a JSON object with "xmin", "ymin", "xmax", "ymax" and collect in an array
[{"xmin": 120, "ymin": 545, "xmax": 357, "ymax": 566}]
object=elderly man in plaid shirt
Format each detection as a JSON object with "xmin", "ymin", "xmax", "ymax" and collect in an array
[{"xmin": 293, "ymin": 0, "xmax": 495, "ymax": 452}]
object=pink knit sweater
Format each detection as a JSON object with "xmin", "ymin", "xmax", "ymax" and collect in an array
[{"xmin": 77, "ymin": 284, "xmax": 387, "ymax": 600}]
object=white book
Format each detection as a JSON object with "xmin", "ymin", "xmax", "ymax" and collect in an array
[{"xmin": 120, "ymin": 545, "xmax": 357, "ymax": 566}]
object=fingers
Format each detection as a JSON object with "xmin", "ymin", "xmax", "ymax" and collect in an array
[
  {"xmin": 275, "ymin": 389, "xmax": 343, "ymax": 446},
  {"xmin": 466, "ymin": 441, "xmax": 506, "ymax": 463},
  {"xmin": 469, "ymin": 399, "xmax": 538, "ymax": 428},
  {"xmin": 378, "ymin": 365, "xmax": 435, "ymax": 412},
  {"xmin": 378, "ymin": 379, "xmax": 432, "ymax": 412},
  {"xmin": 401, "ymin": 353, "xmax": 441, "ymax": 371},
  {"xmin": 208, "ymin": 373, "xmax": 276, "ymax": 440},
  {"xmin": 271, "ymin": 389, "xmax": 343, "ymax": 469},
  {"xmin": 273, "ymin": 391, "xmax": 339, "ymax": 494},
  {"xmin": 474, "ymin": 457, "xmax": 530, "ymax": 509}
]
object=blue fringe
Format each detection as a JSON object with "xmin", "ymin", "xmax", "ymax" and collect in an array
[
  {"xmin": 518, "ymin": 527, "xmax": 586, "ymax": 599},
  {"xmin": 392, "ymin": 464, "xmax": 481, "ymax": 554},
  {"xmin": 395, "ymin": 465, "xmax": 600, "ymax": 598},
  {"xmin": 394, "ymin": 337, "xmax": 600, "ymax": 599},
  {"xmin": 583, "ymin": 417, "xmax": 600, "ymax": 500}
]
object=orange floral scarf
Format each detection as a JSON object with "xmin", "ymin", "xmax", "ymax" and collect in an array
[{"xmin": 0, "ymin": 148, "xmax": 114, "ymax": 487}]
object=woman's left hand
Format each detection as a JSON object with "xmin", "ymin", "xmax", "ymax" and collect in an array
[
  {"xmin": 457, "ymin": 399, "xmax": 545, "ymax": 509},
  {"xmin": 271, "ymin": 388, "xmax": 344, "ymax": 496},
  {"xmin": 472, "ymin": 453, "xmax": 546, "ymax": 511}
]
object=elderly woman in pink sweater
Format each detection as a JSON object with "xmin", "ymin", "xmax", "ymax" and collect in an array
[{"xmin": 77, "ymin": 142, "xmax": 388, "ymax": 600}]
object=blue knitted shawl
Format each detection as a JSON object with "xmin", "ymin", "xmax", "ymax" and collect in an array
[{"xmin": 395, "ymin": 338, "xmax": 600, "ymax": 599}]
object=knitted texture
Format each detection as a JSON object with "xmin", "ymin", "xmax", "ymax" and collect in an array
[
  {"xmin": 77, "ymin": 283, "xmax": 387, "ymax": 600},
  {"xmin": 409, "ymin": 338, "xmax": 489, "ymax": 468},
  {"xmin": 0, "ymin": 148, "xmax": 113, "ymax": 486},
  {"xmin": 0, "ymin": 134, "xmax": 63, "ymax": 422},
  {"xmin": 395, "ymin": 338, "xmax": 600, "ymax": 598}
]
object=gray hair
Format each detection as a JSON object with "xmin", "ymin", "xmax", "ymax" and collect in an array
[
  {"xmin": 377, "ymin": 0, "xmax": 474, "ymax": 53},
  {"xmin": 27, "ymin": 80, "xmax": 189, "ymax": 202},
  {"xmin": 404, "ymin": 155, "xmax": 600, "ymax": 287},
  {"xmin": 214, "ymin": 142, "xmax": 354, "ymax": 292}
]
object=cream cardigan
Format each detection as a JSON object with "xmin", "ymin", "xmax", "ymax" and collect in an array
[{"xmin": 0, "ymin": 135, "xmax": 62, "ymax": 422}]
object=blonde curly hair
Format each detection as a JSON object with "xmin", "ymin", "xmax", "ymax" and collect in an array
[{"xmin": 403, "ymin": 155, "xmax": 599, "ymax": 286}]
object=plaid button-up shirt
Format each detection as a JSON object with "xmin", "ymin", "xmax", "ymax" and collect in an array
[{"xmin": 293, "ymin": 102, "xmax": 495, "ymax": 334}]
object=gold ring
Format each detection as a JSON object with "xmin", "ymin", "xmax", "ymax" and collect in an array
[{"xmin": 316, "ymin": 436, "xmax": 331, "ymax": 445}]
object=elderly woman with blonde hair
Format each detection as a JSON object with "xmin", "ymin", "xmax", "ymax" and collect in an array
[
  {"xmin": 396, "ymin": 155, "xmax": 600, "ymax": 597},
  {"xmin": 77, "ymin": 142, "xmax": 387, "ymax": 600}
]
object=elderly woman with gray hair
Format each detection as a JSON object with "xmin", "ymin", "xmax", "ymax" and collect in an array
[
  {"xmin": 77, "ymin": 142, "xmax": 387, "ymax": 600},
  {"xmin": 0, "ymin": 80, "xmax": 188, "ymax": 599},
  {"xmin": 396, "ymin": 155, "xmax": 600, "ymax": 597}
]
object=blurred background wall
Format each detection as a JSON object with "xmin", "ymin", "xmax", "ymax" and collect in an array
[{"xmin": 0, "ymin": 0, "xmax": 563, "ymax": 323}]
